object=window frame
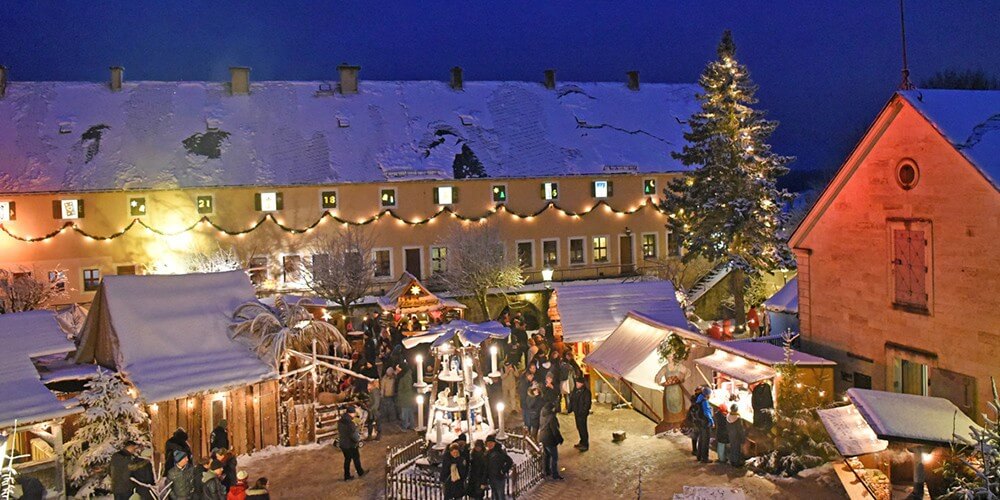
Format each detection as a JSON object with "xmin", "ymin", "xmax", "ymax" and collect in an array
[
  {"xmin": 591, "ymin": 180, "xmax": 613, "ymax": 199},
  {"xmin": 433, "ymin": 186, "xmax": 456, "ymax": 206},
  {"xmin": 372, "ymin": 248, "xmax": 394, "ymax": 280},
  {"xmin": 643, "ymin": 178, "xmax": 657, "ymax": 196},
  {"xmin": 82, "ymin": 268, "xmax": 101, "ymax": 292},
  {"xmin": 247, "ymin": 257, "xmax": 269, "ymax": 286},
  {"xmin": 256, "ymin": 191, "xmax": 283, "ymax": 212},
  {"xmin": 380, "ymin": 187, "xmax": 398, "ymax": 208},
  {"xmin": 592, "ymin": 235, "xmax": 610, "ymax": 264},
  {"xmin": 541, "ymin": 238, "xmax": 559, "ymax": 268},
  {"xmin": 429, "ymin": 246, "xmax": 448, "ymax": 274},
  {"xmin": 641, "ymin": 232, "xmax": 659, "ymax": 260},
  {"xmin": 541, "ymin": 182, "xmax": 559, "ymax": 201},
  {"xmin": 0, "ymin": 200, "xmax": 13, "ymax": 222},
  {"xmin": 491, "ymin": 184, "xmax": 509, "ymax": 204},
  {"xmin": 515, "ymin": 240, "xmax": 535, "ymax": 270},
  {"xmin": 48, "ymin": 270, "xmax": 66, "ymax": 293},
  {"xmin": 282, "ymin": 254, "xmax": 303, "ymax": 284},
  {"xmin": 128, "ymin": 197, "xmax": 147, "ymax": 218},
  {"xmin": 568, "ymin": 237, "xmax": 586, "ymax": 266},
  {"xmin": 887, "ymin": 219, "xmax": 933, "ymax": 315}
]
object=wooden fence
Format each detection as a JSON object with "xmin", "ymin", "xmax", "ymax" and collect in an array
[{"xmin": 384, "ymin": 433, "xmax": 545, "ymax": 500}]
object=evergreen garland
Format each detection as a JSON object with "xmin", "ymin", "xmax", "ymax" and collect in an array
[{"xmin": 656, "ymin": 333, "xmax": 690, "ymax": 365}]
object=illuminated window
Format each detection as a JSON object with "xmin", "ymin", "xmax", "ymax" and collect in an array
[
  {"xmin": 542, "ymin": 239, "xmax": 559, "ymax": 267},
  {"xmin": 516, "ymin": 241, "xmax": 534, "ymax": 269},
  {"xmin": 592, "ymin": 236, "xmax": 609, "ymax": 263},
  {"xmin": 642, "ymin": 234, "xmax": 658, "ymax": 259},
  {"xmin": 248, "ymin": 257, "xmax": 268, "ymax": 286},
  {"xmin": 53, "ymin": 199, "xmax": 84, "ymax": 220},
  {"xmin": 541, "ymin": 182, "xmax": 559, "ymax": 201},
  {"xmin": 430, "ymin": 246, "xmax": 447, "ymax": 273},
  {"xmin": 321, "ymin": 190, "xmax": 338, "ymax": 209},
  {"xmin": 129, "ymin": 197, "xmax": 147, "ymax": 217},
  {"xmin": 83, "ymin": 268, "xmax": 101, "ymax": 291},
  {"xmin": 380, "ymin": 189, "xmax": 397, "ymax": 208},
  {"xmin": 283, "ymin": 255, "xmax": 302, "ymax": 283},
  {"xmin": 569, "ymin": 238, "xmax": 585, "ymax": 265},
  {"xmin": 196, "ymin": 195, "xmax": 214, "ymax": 215},
  {"xmin": 592, "ymin": 180, "xmax": 613, "ymax": 198},
  {"xmin": 373, "ymin": 249, "xmax": 392, "ymax": 278},
  {"xmin": 256, "ymin": 192, "xmax": 283, "ymax": 212},
  {"xmin": 48, "ymin": 270, "xmax": 66, "ymax": 292},
  {"xmin": 433, "ymin": 186, "xmax": 455, "ymax": 205},
  {"xmin": 492, "ymin": 185, "xmax": 507, "ymax": 203},
  {"xmin": 643, "ymin": 179, "xmax": 656, "ymax": 195},
  {"xmin": 0, "ymin": 201, "xmax": 14, "ymax": 222}
]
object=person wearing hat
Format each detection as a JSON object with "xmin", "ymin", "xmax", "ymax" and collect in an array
[
  {"xmin": 227, "ymin": 470, "xmax": 249, "ymax": 500},
  {"xmin": 484, "ymin": 435, "xmax": 513, "ymax": 499},
  {"xmin": 202, "ymin": 459, "xmax": 227, "ymax": 500},
  {"xmin": 245, "ymin": 477, "xmax": 270, "ymax": 500},
  {"xmin": 110, "ymin": 440, "xmax": 140, "ymax": 500},
  {"xmin": 213, "ymin": 447, "xmax": 238, "ymax": 491},
  {"xmin": 211, "ymin": 419, "xmax": 230, "ymax": 452},
  {"xmin": 164, "ymin": 427, "xmax": 192, "ymax": 473},
  {"xmin": 440, "ymin": 442, "xmax": 469, "ymax": 499},
  {"xmin": 726, "ymin": 403, "xmax": 747, "ymax": 467},
  {"xmin": 568, "ymin": 375, "xmax": 592, "ymax": 452},
  {"xmin": 167, "ymin": 451, "xmax": 196, "ymax": 500},
  {"xmin": 338, "ymin": 405, "xmax": 365, "ymax": 480},
  {"xmin": 130, "ymin": 447, "xmax": 156, "ymax": 500}
]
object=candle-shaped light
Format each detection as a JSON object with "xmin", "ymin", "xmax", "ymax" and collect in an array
[
  {"xmin": 496, "ymin": 402, "xmax": 507, "ymax": 440},
  {"xmin": 489, "ymin": 345, "xmax": 499, "ymax": 376},
  {"xmin": 416, "ymin": 394, "xmax": 426, "ymax": 430},
  {"xmin": 463, "ymin": 356, "xmax": 474, "ymax": 387},
  {"xmin": 436, "ymin": 417, "xmax": 444, "ymax": 445},
  {"xmin": 415, "ymin": 354, "xmax": 425, "ymax": 387}
]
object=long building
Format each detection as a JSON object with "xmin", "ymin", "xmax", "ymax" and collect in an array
[{"xmin": 0, "ymin": 65, "xmax": 698, "ymax": 306}]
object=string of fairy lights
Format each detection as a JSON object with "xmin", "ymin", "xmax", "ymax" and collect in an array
[{"xmin": 0, "ymin": 198, "xmax": 668, "ymax": 243}]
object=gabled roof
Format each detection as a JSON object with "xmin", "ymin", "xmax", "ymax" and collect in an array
[
  {"xmin": 0, "ymin": 311, "xmax": 78, "ymax": 428},
  {"xmin": 0, "ymin": 80, "xmax": 700, "ymax": 193},
  {"xmin": 75, "ymin": 271, "xmax": 275, "ymax": 403},
  {"xmin": 552, "ymin": 279, "xmax": 691, "ymax": 343},
  {"xmin": 377, "ymin": 272, "xmax": 465, "ymax": 314},
  {"xmin": 898, "ymin": 89, "xmax": 1000, "ymax": 190}
]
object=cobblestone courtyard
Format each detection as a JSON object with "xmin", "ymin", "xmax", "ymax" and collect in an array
[{"xmin": 239, "ymin": 404, "xmax": 847, "ymax": 499}]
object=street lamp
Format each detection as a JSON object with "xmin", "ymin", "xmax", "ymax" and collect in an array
[{"xmin": 541, "ymin": 268, "xmax": 554, "ymax": 283}]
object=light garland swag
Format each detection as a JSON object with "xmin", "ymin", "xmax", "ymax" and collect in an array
[{"xmin": 0, "ymin": 198, "xmax": 667, "ymax": 243}]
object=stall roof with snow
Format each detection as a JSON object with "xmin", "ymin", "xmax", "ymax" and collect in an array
[
  {"xmin": 817, "ymin": 404, "xmax": 889, "ymax": 457},
  {"xmin": 763, "ymin": 277, "xmax": 798, "ymax": 314},
  {"xmin": 0, "ymin": 311, "xmax": 78, "ymax": 428},
  {"xmin": 552, "ymin": 279, "xmax": 691, "ymax": 343},
  {"xmin": 845, "ymin": 388, "xmax": 980, "ymax": 447},
  {"xmin": 583, "ymin": 311, "xmax": 704, "ymax": 390},
  {"xmin": 0, "ymin": 79, "xmax": 700, "ymax": 193},
  {"xmin": 74, "ymin": 271, "xmax": 276, "ymax": 403},
  {"xmin": 693, "ymin": 338, "xmax": 834, "ymax": 385},
  {"xmin": 377, "ymin": 272, "xmax": 465, "ymax": 315}
]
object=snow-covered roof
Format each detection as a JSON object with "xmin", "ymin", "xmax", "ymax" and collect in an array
[
  {"xmin": 712, "ymin": 338, "xmax": 835, "ymax": 367},
  {"xmin": 0, "ymin": 311, "xmax": 78, "ymax": 428},
  {"xmin": 899, "ymin": 89, "xmax": 1000, "ymax": 190},
  {"xmin": 817, "ymin": 404, "xmax": 889, "ymax": 457},
  {"xmin": 584, "ymin": 311, "xmax": 706, "ymax": 390},
  {"xmin": 694, "ymin": 350, "xmax": 777, "ymax": 384},
  {"xmin": 763, "ymin": 277, "xmax": 797, "ymax": 314},
  {"xmin": 377, "ymin": 272, "xmax": 465, "ymax": 314},
  {"xmin": 0, "ymin": 79, "xmax": 700, "ymax": 193},
  {"xmin": 553, "ymin": 279, "xmax": 691, "ymax": 343},
  {"xmin": 75, "ymin": 271, "xmax": 276, "ymax": 403},
  {"xmin": 846, "ymin": 388, "xmax": 980, "ymax": 446}
]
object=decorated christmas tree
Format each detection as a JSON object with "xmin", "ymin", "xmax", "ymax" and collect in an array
[
  {"xmin": 663, "ymin": 30, "xmax": 794, "ymax": 331},
  {"xmin": 66, "ymin": 369, "xmax": 151, "ymax": 497}
]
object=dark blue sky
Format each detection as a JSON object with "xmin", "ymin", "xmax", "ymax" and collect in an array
[{"xmin": 2, "ymin": 1, "xmax": 997, "ymax": 174}]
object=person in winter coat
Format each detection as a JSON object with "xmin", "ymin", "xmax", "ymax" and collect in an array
[
  {"xmin": 130, "ymin": 447, "xmax": 156, "ymax": 500},
  {"xmin": 13, "ymin": 475, "xmax": 45, "ymax": 500},
  {"xmin": 380, "ymin": 366, "xmax": 398, "ymax": 423},
  {"xmin": 396, "ymin": 362, "xmax": 417, "ymax": 430},
  {"xmin": 213, "ymin": 448, "xmax": 238, "ymax": 491},
  {"xmin": 714, "ymin": 405, "xmax": 730, "ymax": 463},
  {"xmin": 367, "ymin": 379, "xmax": 383, "ymax": 440},
  {"xmin": 726, "ymin": 404, "xmax": 747, "ymax": 467},
  {"xmin": 439, "ymin": 443, "xmax": 469, "ymax": 499},
  {"xmin": 202, "ymin": 461, "xmax": 227, "ymax": 500},
  {"xmin": 227, "ymin": 470, "xmax": 249, "ymax": 500},
  {"xmin": 524, "ymin": 384, "xmax": 543, "ymax": 440},
  {"xmin": 164, "ymin": 428, "xmax": 192, "ymax": 473},
  {"xmin": 109, "ymin": 441, "xmax": 139, "ymax": 500},
  {"xmin": 167, "ymin": 452, "xmax": 196, "ymax": 500},
  {"xmin": 245, "ymin": 477, "xmax": 270, "ymax": 500},
  {"xmin": 501, "ymin": 362, "xmax": 519, "ymax": 413},
  {"xmin": 338, "ymin": 405, "xmax": 365, "ymax": 480},
  {"xmin": 568, "ymin": 377, "xmax": 592, "ymax": 451},
  {"xmin": 211, "ymin": 420, "xmax": 230, "ymax": 452},
  {"xmin": 466, "ymin": 439, "xmax": 488, "ymax": 500},
  {"xmin": 517, "ymin": 369, "xmax": 535, "ymax": 423},
  {"xmin": 485, "ymin": 435, "xmax": 514, "ymax": 500},
  {"xmin": 693, "ymin": 387, "xmax": 715, "ymax": 463},
  {"xmin": 542, "ymin": 371, "xmax": 561, "ymax": 412},
  {"xmin": 538, "ymin": 405, "xmax": 564, "ymax": 480}
]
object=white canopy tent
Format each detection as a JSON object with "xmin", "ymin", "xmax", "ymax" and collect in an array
[{"xmin": 553, "ymin": 279, "xmax": 690, "ymax": 343}]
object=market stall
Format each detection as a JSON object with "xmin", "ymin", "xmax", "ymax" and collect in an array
[
  {"xmin": 762, "ymin": 277, "xmax": 798, "ymax": 336},
  {"xmin": 818, "ymin": 388, "xmax": 980, "ymax": 499},
  {"xmin": 377, "ymin": 272, "xmax": 465, "ymax": 333}
]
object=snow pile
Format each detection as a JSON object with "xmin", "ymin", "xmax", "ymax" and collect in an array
[
  {"xmin": 0, "ymin": 310, "xmax": 77, "ymax": 428},
  {"xmin": 0, "ymin": 80, "xmax": 700, "ymax": 193}
]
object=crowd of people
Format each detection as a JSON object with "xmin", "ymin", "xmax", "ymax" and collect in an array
[{"xmin": 687, "ymin": 386, "xmax": 747, "ymax": 467}]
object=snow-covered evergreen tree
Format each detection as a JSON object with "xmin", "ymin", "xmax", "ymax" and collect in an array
[
  {"xmin": 663, "ymin": 30, "xmax": 794, "ymax": 331},
  {"xmin": 66, "ymin": 369, "xmax": 150, "ymax": 497},
  {"xmin": 943, "ymin": 378, "xmax": 1000, "ymax": 498}
]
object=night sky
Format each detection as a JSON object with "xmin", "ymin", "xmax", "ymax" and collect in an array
[{"xmin": 2, "ymin": 1, "xmax": 997, "ymax": 176}]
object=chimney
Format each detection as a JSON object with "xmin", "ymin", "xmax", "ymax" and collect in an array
[
  {"xmin": 229, "ymin": 66, "xmax": 251, "ymax": 95},
  {"xmin": 627, "ymin": 70, "xmax": 640, "ymax": 91},
  {"xmin": 450, "ymin": 66, "xmax": 463, "ymax": 90},
  {"xmin": 543, "ymin": 69, "xmax": 557, "ymax": 90},
  {"xmin": 109, "ymin": 66, "xmax": 124, "ymax": 91},
  {"xmin": 337, "ymin": 63, "xmax": 360, "ymax": 94},
  {"xmin": 0, "ymin": 65, "xmax": 7, "ymax": 98}
]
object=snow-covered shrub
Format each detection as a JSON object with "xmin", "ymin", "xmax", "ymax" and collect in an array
[
  {"xmin": 0, "ymin": 268, "xmax": 68, "ymax": 314},
  {"xmin": 941, "ymin": 377, "xmax": 1000, "ymax": 499},
  {"xmin": 65, "ymin": 369, "xmax": 150, "ymax": 497}
]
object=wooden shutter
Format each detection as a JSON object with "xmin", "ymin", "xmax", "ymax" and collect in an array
[
  {"xmin": 590, "ymin": 182, "xmax": 597, "ymax": 197},
  {"xmin": 452, "ymin": 187, "xmax": 458, "ymax": 203},
  {"xmin": 52, "ymin": 200, "xmax": 61, "ymax": 219},
  {"xmin": 433, "ymin": 188, "xmax": 439, "ymax": 204},
  {"xmin": 78, "ymin": 200, "xmax": 85, "ymax": 218},
  {"xmin": 254, "ymin": 193, "xmax": 262, "ymax": 211},
  {"xmin": 607, "ymin": 180, "xmax": 614, "ymax": 197},
  {"xmin": 892, "ymin": 229, "xmax": 928, "ymax": 308},
  {"xmin": 275, "ymin": 192, "xmax": 284, "ymax": 211}
]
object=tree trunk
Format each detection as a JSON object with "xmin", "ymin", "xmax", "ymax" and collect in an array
[
  {"xmin": 476, "ymin": 292, "xmax": 491, "ymax": 322},
  {"xmin": 341, "ymin": 303, "xmax": 351, "ymax": 329},
  {"xmin": 730, "ymin": 267, "xmax": 747, "ymax": 334}
]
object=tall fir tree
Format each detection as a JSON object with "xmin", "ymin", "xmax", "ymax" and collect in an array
[
  {"xmin": 66, "ymin": 368, "xmax": 150, "ymax": 497},
  {"xmin": 664, "ymin": 30, "xmax": 794, "ymax": 330}
]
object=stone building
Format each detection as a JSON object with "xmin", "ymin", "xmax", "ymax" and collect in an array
[{"xmin": 790, "ymin": 89, "xmax": 1000, "ymax": 420}]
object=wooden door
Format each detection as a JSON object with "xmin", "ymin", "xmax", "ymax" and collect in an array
[
  {"xmin": 619, "ymin": 236, "xmax": 634, "ymax": 274},
  {"xmin": 405, "ymin": 248, "xmax": 421, "ymax": 280}
]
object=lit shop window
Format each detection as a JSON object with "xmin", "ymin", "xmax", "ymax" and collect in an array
[
  {"xmin": 256, "ymin": 192, "xmax": 283, "ymax": 212},
  {"xmin": 592, "ymin": 180, "xmax": 613, "ymax": 198},
  {"xmin": 197, "ymin": 195, "xmax": 214, "ymax": 215},
  {"xmin": 129, "ymin": 197, "xmax": 147, "ymax": 217},
  {"xmin": 642, "ymin": 234, "xmax": 658, "ymax": 259},
  {"xmin": 541, "ymin": 182, "xmax": 559, "ymax": 201},
  {"xmin": 643, "ymin": 179, "xmax": 656, "ymax": 195},
  {"xmin": 492, "ymin": 185, "xmax": 507, "ymax": 203},
  {"xmin": 433, "ymin": 186, "xmax": 455, "ymax": 205},
  {"xmin": 381, "ymin": 189, "xmax": 397, "ymax": 208},
  {"xmin": 53, "ymin": 199, "xmax": 84, "ymax": 220},
  {"xmin": 592, "ymin": 236, "xmax": 609, "ymax": 263},
  {"xmin": 321, "ymin": 190, "xmax": 338, "ymax": 209},
  {"xmin": 0, "ymin": 201, "xmax": 14, "ymax": 222}
]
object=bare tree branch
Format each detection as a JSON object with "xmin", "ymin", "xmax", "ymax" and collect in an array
[
  {"xmin": 0, "ymin": 268, "xmax": 69, "ymax": 314},
  {"xmin": 304, "ymin": 226, "xmax": 377, "ymax": 315}
]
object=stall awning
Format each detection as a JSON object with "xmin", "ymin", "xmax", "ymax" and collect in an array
[
  {"xmin": 817, "ymin": 404, "xmax": 889, "ymax": 457},
  {"xmin": 553, "ymin": 280, "xmax": 690, "ymax": 343},
  {"xmin": 846, "ymin": 388, "xmax": 980, "ymax": 446},
  {"xmin": 694, "ymin": 350, "xmax": 776, "ymax": 384}
]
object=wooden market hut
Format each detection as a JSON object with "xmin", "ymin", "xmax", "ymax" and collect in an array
[
  {"xmin": 75, "ymin": 271, "xmax": 281, "ymax": 462},
  {"xmin": 377, "ymin": 272, "xmax": 465, "ymax": 332},
  {"xmin": 0, "ymin": 310, "xmax": 81, "ymax": 496},
  {"xmin": 762, "ymin": 277, "xmax": 798, "ymax": 335}
]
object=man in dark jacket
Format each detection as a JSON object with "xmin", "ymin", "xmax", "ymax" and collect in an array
[
  {"xmin": 338, "ymin": 405, "xmax": 365, "ymax": 480},
  {"xmin": 484, "ymin": 435, "xmax": 513, "ymax": 500},
  {"xmin": 568, "ymin": 377, "xmax": 592, "ymax": 451},
  {"xmin": 439, "ymin": 443, "xmax": 469, "ymax": 499},
  {"xmin": 212, "ymin": 448, "xmax": 238, "ymax": 491},
  {"xmin": 538, "ymin": 405, "xmax": 564, "ymax": 480},
  {"xmin": 467, "ymin": 439, "xmax": 488, "ymax": 499},
  {"xmin": 163, "ymin": 428, "xmax": 191, "ymax": 473},
  {"xmin": 109, "ymin": 441, "xmax": 140, "ymax": 500},
  {"xmin": 693, "ymin": 387, "xmax": 715, "ymax": 463},
  {"xmin": 130, "ymin": 447, "xmax": 156, "ymax": 500},
  {"xmin": 210, "ymin": 420, "xmax": 230, "ymax": 452}
]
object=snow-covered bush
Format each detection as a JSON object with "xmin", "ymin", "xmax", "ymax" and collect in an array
[
  {"xmin": 0, "ymin": 268, "xmax": 68, "ymax": 314},
  {"xmin": 941, "ymin": 377, "xmax": 1000, "ymax": 499},
  {"xmin": 65, "ymin": 369, "xmax": 150, "ymax": 497}
]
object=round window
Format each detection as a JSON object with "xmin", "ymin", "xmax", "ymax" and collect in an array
[{"xmin": 896, "ymin": 160, "xmax": 919, "ymax": 190}]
